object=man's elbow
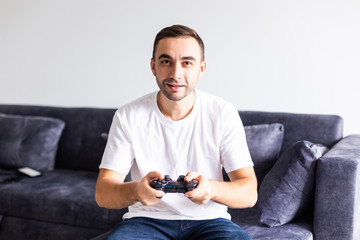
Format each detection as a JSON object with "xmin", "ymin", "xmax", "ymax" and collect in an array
[
  {"xmin": 248, "ymin": 180, "xmax": 258, "ymax": 207},
  {"xmin": 95, "ymin": 182, "xmax": 108, "ymax": 208},
  {"xmin": 95, "ymin": 188, "xmax": 105, "ymax": 208},
  {"xmin": 247, "ymin": 191, "xmax": 258, "ymax": 208},
  {"xmin": 242, "ymin": 180, "xmax": 258, "ymax": 208}
]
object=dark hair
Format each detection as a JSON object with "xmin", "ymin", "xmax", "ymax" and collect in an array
[{"xmin": 152, "ymin": 25, "xmax": 205, "ymax": 61}]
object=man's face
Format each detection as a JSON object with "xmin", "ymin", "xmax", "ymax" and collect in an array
[{"xmin": 151, "ymin": 37, "xmax": 206, "ymax": 101}]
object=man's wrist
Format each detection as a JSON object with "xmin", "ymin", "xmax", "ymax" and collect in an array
[
  {"xmin": 209, "ymin": 180, "xmax": 226, "ymax": 204},
  {"xmin": 117, "ymin": 181, "xmax": 140, "ymax": 206}
]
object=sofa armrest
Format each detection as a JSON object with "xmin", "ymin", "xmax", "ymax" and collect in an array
[{"xmin": 314, "ymin": 134, "xmax": 360, "ymax": 240}]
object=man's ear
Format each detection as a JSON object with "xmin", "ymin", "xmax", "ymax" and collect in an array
[
  {"xmin": 150, "ymin": 58, "xmax": 156, "ymax": 76},
  {"xmin": 199, "ymin": 61, "xmax": 207, "ymax": 77}
]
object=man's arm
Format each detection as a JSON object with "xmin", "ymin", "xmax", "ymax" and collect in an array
[
  {"xmin": 95, "ymin": 169, "xmax": 165, "ymax": 209},
  {"xmin": 184, "ymin": 166, "xmax": 258, "ymax": 209}
]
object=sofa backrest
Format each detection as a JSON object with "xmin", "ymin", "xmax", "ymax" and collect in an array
[
  {"xmin": 0, "ymin": 105, "xmax": 116, "ymax": 171},
  {"xmin": 0, "ymin": 105, "xmax": 343, "ymax": 172},
  {"xmin": 239, "ymin": 111, "xmax": 343, "ymax": 153}
]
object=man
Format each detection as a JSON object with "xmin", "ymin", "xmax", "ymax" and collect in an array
[{"xmin": 95, "ymin": 25, "xmax": 257, "ymax": 240}]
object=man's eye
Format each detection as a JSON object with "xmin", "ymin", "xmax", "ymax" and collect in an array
[
  {"xmin": 184, "ymin": 61, "xmax": 192, "ymax": 66},
  {"xmin": 161, "ymin": 60, "xmax": 170, "ymax": 64}
]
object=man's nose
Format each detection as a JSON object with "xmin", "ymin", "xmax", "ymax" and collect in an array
[{"xmin": 169, "ymin": 63, "xmax": 183, "ymax": 80}]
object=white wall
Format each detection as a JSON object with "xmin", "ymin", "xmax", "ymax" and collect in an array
[{"xmin": 1, "ymin": 0, "xmax": 359, "ymax": 135}]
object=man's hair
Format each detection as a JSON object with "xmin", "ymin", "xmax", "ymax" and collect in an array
[{"xmin": 152, "ymin": 25, "xmax": 205, "ymax": 61}]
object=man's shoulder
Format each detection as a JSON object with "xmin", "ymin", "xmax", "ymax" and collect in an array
[
  {"xmin": 197, "ymin": 89, "xmax": 237, "ymax": 114},
  {"xmin": 117, "ymin": 92, "xmax": 156, "ymax": 111},
  {"xmin": 114, "ymin": 92, "xmax": 157, "ymax": 120}
]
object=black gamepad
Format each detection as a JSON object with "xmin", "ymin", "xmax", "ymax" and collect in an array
[{"xmin": 150, "ymin": 175, "xmax": 198, "ymax": 193}]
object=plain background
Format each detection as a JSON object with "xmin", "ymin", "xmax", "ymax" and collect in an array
[{"xmin": 1, "ymin": 0, "xmax": 359, "ymax": 135}]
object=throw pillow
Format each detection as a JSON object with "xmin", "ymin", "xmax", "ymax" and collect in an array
[
  {"xmin": 257, "ymin": 140, "xmax": 328, "ymax": 227},
  {"xmin": 0, "ymin": 113, "xmax": 65, "ymax": 171}
]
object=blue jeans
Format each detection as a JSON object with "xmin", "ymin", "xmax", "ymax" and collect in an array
[{"xmin": 104, "ymin": 217, "xmax": 251, "ymax": 240}]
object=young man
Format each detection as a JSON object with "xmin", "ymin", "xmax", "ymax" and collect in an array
[{"xmin": 95, "ymin": 25, "xmax": 257, "ymax": 240}]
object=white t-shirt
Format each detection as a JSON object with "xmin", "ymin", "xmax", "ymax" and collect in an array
[{"xmin": 99, "ymin": 89, "xmax": 253, "ymax": 220}]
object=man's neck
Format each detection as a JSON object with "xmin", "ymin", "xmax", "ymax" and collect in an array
[{"xmin": 157, "ymin": 91, "xmax": 196, "ymax": 121}]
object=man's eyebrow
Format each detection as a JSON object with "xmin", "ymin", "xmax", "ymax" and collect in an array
[
  {"xmin": 158, "ymin": 54, "xmax": 172, "ymax": 60},
  {"xmin": 158, "ymin": 54, "xmax": 196, "ymax": 61},
  {"xmin": 182, "ymin": 56, "xmax": 196, "ymax": 61}
]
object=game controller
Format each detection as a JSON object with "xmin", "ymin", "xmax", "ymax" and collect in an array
[{"xmin": 150, "ymin": 175, "xmax": 198, "ymax": 193}]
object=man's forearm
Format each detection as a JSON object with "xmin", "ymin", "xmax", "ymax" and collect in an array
[
  {"xmin": 95, "ymin": 180, "xmax": 139, "ymax": 209},
  {"xmin": 210, "ymin": 177, "xmax": 258, "ymax": 209},
  {"xmin": 95, "ymin": 170, "xmax": 165, "ymax": 209}
]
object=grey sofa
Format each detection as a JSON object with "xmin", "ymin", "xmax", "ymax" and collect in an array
[{"xmin": 0, "ymin": 104, "xmax": 358, "ymax": 240}]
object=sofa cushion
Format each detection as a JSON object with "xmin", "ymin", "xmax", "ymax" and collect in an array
[
  {"xmin": 222, "ymin": 123, "xmax": 284, "ymax": 185},
  {"xmin": 230, "ymin": 208, "xmax": 313, "ymax": 240},
  {"xmin": 244, "ymin": 123, "xmax": 284, "ymax": 185},
  {"xmin": 0, "ymin": 216, "xmax": 104, "ymax": 240},
  {"xmin": 257, "ymin": 140, "xmax": 328, "ymax": 227},
  {"xmin": 0, "ymin": 169, "xmax": 125, "ymax": 230},
  {"xmin": 0, "ymin": 113, "xmax": 65, "ymax": 171}
]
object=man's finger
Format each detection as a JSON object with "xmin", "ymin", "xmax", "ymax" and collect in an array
[
  {"xmin": 185, "ymin": 171, "xmax": 200, "ymax": 181},
  {"xmin": 146, "ymin": 171, "xmax": 164, "ymax": 181}
]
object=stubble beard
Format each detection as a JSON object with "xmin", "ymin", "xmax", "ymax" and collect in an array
[{"xmin": 157, "ymin": 78, "xmax": 193, "ymax": 102}]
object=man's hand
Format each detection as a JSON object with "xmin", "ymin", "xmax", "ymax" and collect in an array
[
  {"xmin": 95, "ymin": 169, "xmax": 166, "ymax": 209},
  {"xmin": 183, "ymin": 167, "xmax": 258, "ymax": 209},
  {"xmin": 136, "ymin": 171, "xmax": 165, "ymax": 206},
  {"xmin": 184, "ymin": 172, "xmax": 213, "ymax": 205}
]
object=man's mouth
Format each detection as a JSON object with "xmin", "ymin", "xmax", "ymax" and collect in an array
[
  {"xmin": 167, "ymin": 83, "xmax": 185, "ymax": 87},
  {"xmin": 165, "ymin": 82, "xmax": 186, "ymax": 91}
]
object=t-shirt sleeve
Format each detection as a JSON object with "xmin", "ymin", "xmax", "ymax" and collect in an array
[
  {"xmin": 220, "ymin": 103, "xmax": 253, "ymax": 173},
  {"xmin": 99, "ymin": 110, "xmax": 134, "ymax": 175}
]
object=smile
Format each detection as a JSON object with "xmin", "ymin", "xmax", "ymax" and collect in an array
[
  {"xmin": 167, "ymin": 83, "xmax": 185, "ymax": 87},
  {"xmin": 166, "ymin": 83, "xmax": 185, "ymax": 91}
]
